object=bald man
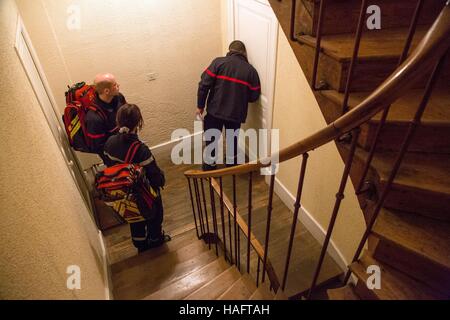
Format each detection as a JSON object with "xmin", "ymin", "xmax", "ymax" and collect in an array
[{"xmin": 86, "ymin": 73, "xmax": 126, "ymax": 164}]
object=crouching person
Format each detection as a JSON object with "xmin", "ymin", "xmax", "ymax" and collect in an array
[{"xmin": 103, "ymin": 103, "xmax": 171, "ymax": 253}]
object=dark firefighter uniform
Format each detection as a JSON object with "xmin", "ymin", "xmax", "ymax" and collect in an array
[
  {"xmin": 85, "ymin": 93, "xmax": 126, "ymax": 163},
  {"xmin": 198, "ymin": 51, "xmax": 261, "ymax": 167},
  {"xmin": 103, "ymin": 132, "xmax": 167, "ymax": 252}
]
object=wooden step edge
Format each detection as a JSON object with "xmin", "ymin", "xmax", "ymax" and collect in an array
[
  {"xmin": 350, "ymin": 259, "xmax": 388, "ymax": 300},
  {"xmin": 143, "ymin": 257, "xmax": 229, "ymax": 300},
  {"xmin": 370, "ymin": 232, "xmax": 450, "ymax": 297},
  {"xmin": 274, "ymin": 289, "xmax": 289, "ymax": 300},
  {"xmin": 319, "ymin": 89, "xmax": 450, "ymax": 127},
  {"xmin": 217, "ymin": 274, "xmax": 256, "ymax": 300},
  {"xmin": 327, "ymin": 285, "xmax": 360, "ymax": 300},
  {"xmin": 249, "ymin": 284, "xmax": 276, "ymax": 300},
  {"xmin": 112, "ymin": 240, "xmax": 210, "ymax": 280},
  {"xmin": 111, "ymin": 229, "xmax": 201, "ymax": 273},
  {"xmin": 359, "ymin": 253, "xmax": 448, "ymax": 300},
  {"xmin": 349, "ymin": 146, "xmax": 450, "ymax": 199},
  {"xmin": 241, "ymin": 273, "xmax": 258, "ymax": 293},
  {"xmin": 184, "ymin": 266, "xmax": 241, "ymax": 300},
  {"xmin": 372, "ymin": 209, "xmax": 450, "ymax": 273},
  {"xmin": 112, "ymin": 248, "xmax": 219, "ymax": 300},
  {"xmin": 296, "ymin": 34, "xmax": 412, "ymax": 63},
  {"xmin": 350, "ymin": 252, "xmax": 445, "ymax": 300}
]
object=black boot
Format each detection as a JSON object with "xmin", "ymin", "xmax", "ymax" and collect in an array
[{"xmin": 148, "ymin": 231, "xmax": 172, "ymax": 248}]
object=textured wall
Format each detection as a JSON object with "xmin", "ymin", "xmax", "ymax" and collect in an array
[
  {"xmin": 0, "ymin": 0, "xmax": 106, "ymax": 299},
  {"xmin": 16, "ymin": 0, "xmax": 224, "ymax": 151},
  {"xmin": 272, "ymin": 27, "xmax": 366, "ymax": 263}
]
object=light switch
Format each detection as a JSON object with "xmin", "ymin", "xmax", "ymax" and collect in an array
[{"xmin": 147, "ymin": 73, "xmax": 158, "ymax": 81}]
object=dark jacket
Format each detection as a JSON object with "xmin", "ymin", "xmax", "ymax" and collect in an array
[
  {"xmin": 103, "ymin": 133, "xmax": 165, "ymax": 189},
  {"xmin": 85, "ymin": 93, "xmax": 126, "ymax": 155},
  {"xmin": 198, "ymin": 52, "xmax": 261, "ymax": 124}
]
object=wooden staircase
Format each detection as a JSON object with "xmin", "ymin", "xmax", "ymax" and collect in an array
[
  {"xmin": 110, "ymin": 228, "xmax": 287, "ymax": 300},
  {"xmin": 268, "ymin": 0, "xmax": 450, "ymax": 300}
]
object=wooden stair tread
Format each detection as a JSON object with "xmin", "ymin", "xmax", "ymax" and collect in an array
[
  {"xmin": 144, "ymin": 257, "xmax": 229, "ymax": 300},
  {"xmin": 184, "ymin": 266, "xmax": 242, "ymax": 300},
  {"xmin": 112, "ymin": 241, "xmax": 217, "ymax": 299},
  {"xmin": 298, "ymin": 25, "xmax": 427, "ymax": 62},
  {"xmin": 218, "ymin": 274, "xmax": 257, "ymax": 300},
  {"xmin": 297, "ymin": 0, "xmax": 445, "ymax": 36},
  {"xmin": 320, "ymin": 87, "xmax": 450, "ymax": 126},
  {"xmin": 351, "ymin": 253, "xmax": 446, "ymax": 299},
  {"xmin": 249, "ymin": 282, "xmax": 275, "ymax": 300},
  {"xmin": 327, "ymin": 285, "xmax": 360, "ymax": 300},
  {"xmin": 370, "ymin": 152, "xmax": 450, "ymax": 197},
  {"xmin": 111, "ymin": 228, "xmax": 199, "ymax": 274},
  {"xmin": 373, "ymin": 208, "xmax": 450, "ymax": 273},
  {"xmin": 274, "ymin": 289, "xmax": 288, "ymax": 300}
]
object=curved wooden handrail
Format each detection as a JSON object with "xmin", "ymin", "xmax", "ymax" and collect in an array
[{"xmin": 185, "ymin": 3, "xmax": 450, "ymax": 179}]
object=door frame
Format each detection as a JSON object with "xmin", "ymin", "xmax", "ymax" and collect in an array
[{"xmin": 14, "ymin": 14, "xmax": 97, "ymax": 224}]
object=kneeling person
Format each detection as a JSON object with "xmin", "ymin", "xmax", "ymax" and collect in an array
[{"xmin": 103, "ymin": 103, "xmax": 170, "ymax": 252}]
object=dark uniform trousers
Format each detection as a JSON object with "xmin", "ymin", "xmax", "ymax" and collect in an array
[
  {"xmin": 130, "ymin": 196, "xmax": 164, "ymax": 250},
  {"xmin": 203, "ymin": 113, "xmax": 241, "ymax": 167}
]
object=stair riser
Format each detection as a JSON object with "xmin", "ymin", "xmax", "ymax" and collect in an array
[
  {"xmin": 361, "ymin": 123, "xmax": 450, "ymax": 154},
  {"xmin": 354, "ymin": 279, "xmax": 379, "ymax": 300},
  {"xmin": 305, "ymin": 45, "xmax": 398, "ymax": 92},
  {"xmin": 338, "ymin": 143, "xmax": 450, "ymax": 220},
  {"xmin": 297, "ymin": 0, "xmax": 445, "ymax": 36},
  {"xmin": 317, "ymin": 93, "xmax": 450, "ymax": 154},
  {"xmin": 380, "ymin": 183, "xmax": 450, "ymax": 220},
  {"xmin": 371, "ymin": 237, "xmax": 450, "ymax": 297},
  {"xmin": 314, "ymin": 51, "xmax": 449, "ymax": 92}
]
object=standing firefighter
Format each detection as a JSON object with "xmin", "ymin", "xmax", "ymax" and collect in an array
[
  {"xmin": 197, "ymin": 40, "xmax": 261, "ymax": 170},
  {"xmin": 101, "ymin": 104, "xmax": 170, "ymax": 253}
]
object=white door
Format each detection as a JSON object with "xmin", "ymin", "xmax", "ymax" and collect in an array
[{"xmin": 228, "ymin": 0, "xmax": 279, "ymax": 158}]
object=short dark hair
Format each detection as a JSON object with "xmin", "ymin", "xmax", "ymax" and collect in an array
[
  {"xmin": 116, "ymin": 104, "xmax": 144, "ymax": 132},
  {"xmin": 94, "ymin": 80, "xmax": 113, "ymax": 94},
  {"xmin": 229, "ymin": 40, "xmax": 247, "ymax": 57}
]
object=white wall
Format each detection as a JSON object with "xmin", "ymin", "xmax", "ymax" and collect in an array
[
  {"xmin": 0, "ymin": 0, "xmax": 106, "ymax": 299},
  {"xmin": 16, "ymin": 0, "xmax": 224, "ymax": 150},
  {"xmin": 272, "ymin": 26, "xmax": 366, "ymax": 264}
]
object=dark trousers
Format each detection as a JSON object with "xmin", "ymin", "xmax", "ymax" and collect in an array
[
  {"xmin": 130, "ymin": 196, "xmax": 164, "ymax": 249},
  {"xmin": 203, "ymin": 114, "xmax": 241, "ymax": 166}
]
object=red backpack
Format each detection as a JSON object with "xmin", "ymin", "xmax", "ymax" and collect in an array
[
  {"xmin": 63, "ymin": 82, "xmax": 106, "ymax": 152},
  {"xmin": 95, "ymin": 141, "xmax": 158, "ymax": 223}
]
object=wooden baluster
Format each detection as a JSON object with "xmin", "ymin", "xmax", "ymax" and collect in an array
[
  {"xmin": 282, "ymin": 153, "xmax": 309, "ymax": 290},
  {"xmin": 308, "ymin": 128, "xmax": 360, "ymax": 299},
  {"xmin": 209, "ymin": 178, "xmax": 219, "ymax": 256},
  {"xmin": 290, "ymin": 0, "xmax": 297, "ymax": 41},
  {"xmin": 342, "ymin": 0, "xmax": 368, "ymax": 114},
  {"xmin": 228, "ymin": 210, "xmax": 233, "ymax": 263},
  {"xmin": 219, "ymin": 177, "xmax": 228, "ymax": 262},
  {"xmin": 256, "ymin": 257, "xmax": 261, "ymax": 288},
  {"xmin": 311, "ymin": 0, "xmax": 327, "ymax": 89},
  {"xmin": 232, "ymin": 175, "xmax": 239, "ymax": 270},
  {"xmin": 262, "ymin": 174, "xmax": 276, "ymax": 283},
  {"xmin": 193, "ymin": 178, "xmax": 205, "ymax": 236},
  {"xmin": 247, "ymin": 171, "xmax": 253, "ymax": 274},
  {"xmin": 200, "ymin": 179, "xmax": 211, "ymax": 249},
  {"xmin": 187, "ymin": 177, "xmax": 200, "ymax": 239}
]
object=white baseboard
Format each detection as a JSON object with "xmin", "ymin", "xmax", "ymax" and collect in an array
[
  {"xmin": 150, "ymin": 131, "xmax": 204, "ymax": 154},
  {"xmin": 98, "ymin": 230, "xmax": 113, "ymax": 300},
  {"xmin": 273, "ymin": 177, "xmax": 349, "ymax": 273}
]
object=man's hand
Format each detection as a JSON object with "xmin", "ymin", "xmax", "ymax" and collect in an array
[{"xmin": 196, "ymin": 107, "xmax": 204, "ymax": 120}]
